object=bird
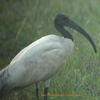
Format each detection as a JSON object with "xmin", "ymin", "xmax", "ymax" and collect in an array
[{"xmin": 0, "ymin": 13, "xmax": 97, "ymax": 100}]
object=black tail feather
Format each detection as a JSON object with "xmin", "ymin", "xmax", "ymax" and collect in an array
[{"xmin": 0, "ymin": 66, "xmax": 10, "ymax": 97}]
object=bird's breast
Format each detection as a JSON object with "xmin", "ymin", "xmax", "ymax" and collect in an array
[{"xmin": 7, "ymin": 35, "xmax": 74, "ymax": 87}]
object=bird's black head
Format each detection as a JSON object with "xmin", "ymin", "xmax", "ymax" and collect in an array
[
  {"xmin": 54, "ymin": 13, "xmax": 97, "ymax": 53},
  {"xmin": 54, "ymin": 13, "xmax": 71, "ymax": 26}
]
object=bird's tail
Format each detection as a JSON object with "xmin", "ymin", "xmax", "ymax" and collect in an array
[{"xmin": 0, "ymin": 66, "xmax": 10, "ymax": 97}]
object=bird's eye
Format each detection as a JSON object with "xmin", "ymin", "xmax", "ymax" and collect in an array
[{"xmin": 62, "ymin": 17, "xmax": 66, "ymax": 20}]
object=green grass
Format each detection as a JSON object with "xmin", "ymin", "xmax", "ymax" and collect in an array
[{"xmin": 0, "ymin": 0, "xmax": 100, "ymax": 100}]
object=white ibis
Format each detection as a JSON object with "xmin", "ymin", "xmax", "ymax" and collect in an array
[{"xmin": 0, "ymin": 13, "xmax": 97, "ymax": 100}]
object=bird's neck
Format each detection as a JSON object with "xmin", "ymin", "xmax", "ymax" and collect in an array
[{"xmin": 54, "ymin": 23, "xmax": 73, "ymax": 41}]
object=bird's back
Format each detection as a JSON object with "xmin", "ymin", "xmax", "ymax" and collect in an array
[{"xmin": 0, "ymin": 35, "xmax": 74, "ymax": 96}]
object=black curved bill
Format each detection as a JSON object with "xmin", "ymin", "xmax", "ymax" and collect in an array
[{"xmin": 65, "ymin": 18, "xmax": 97, "ymax": 53}]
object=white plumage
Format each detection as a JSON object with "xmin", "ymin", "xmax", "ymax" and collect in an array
[{"xmin": 6, "ymin": 35, "xmax": 74, "ymax": 89}]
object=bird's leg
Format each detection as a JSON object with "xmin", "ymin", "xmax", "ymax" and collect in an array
[
  {"xmin": 35, "ymin": 82, "xmax": 40, "ymax": 100},
  {"xmin": 44, "ymin": 87, "xmax": 48, "ymax": 100},
  {"xmin": 43, "ymin": 79, "xmax": 50, "ymax": 100},
  {"xmin": 36, "ymin": 88, "xmax": 39, "ymax": 100}
]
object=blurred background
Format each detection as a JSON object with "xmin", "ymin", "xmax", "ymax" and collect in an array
[{"xmin": 0, "ymin": 0, "xmax": 100, "ymax": 100}]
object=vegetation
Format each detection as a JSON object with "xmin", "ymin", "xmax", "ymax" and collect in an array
[{"xmin": 0, "ymin": 0, "xmax": 100, "ymax": 100}]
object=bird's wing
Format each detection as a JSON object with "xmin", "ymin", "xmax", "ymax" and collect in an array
[{"xmin": 2, "ymin": 35, "xmax": 73, "ymax": 90}]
